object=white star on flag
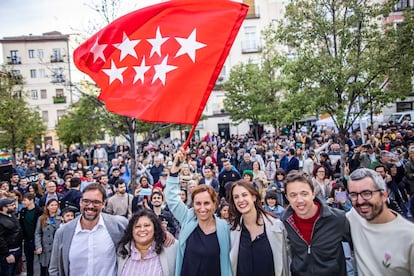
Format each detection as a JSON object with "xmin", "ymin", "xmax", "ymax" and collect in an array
[
  {"xmin": 175, "ymin": 29, "xmax": 207, "ymax": 62},
  {"xmin": 114, "ymin": 33, "xmax": 140, "ymax": 61},
  {"xmin": 133, "ymin": 57, "xmax": 151, "ymax": 84},
  {"xmin": 147, "ymin": 27, "xmax": 169, "ymax": 58},
  {"xmin": 90, "ymin": 37, "xmax": 108, "ymax": 63},
  {"xmin": 152, "ymin": 55, "xmax": 177, "ymax": 85},
  {"xmin": 103, "ymin": 60, "xmax": 128, "ymax": 84}
]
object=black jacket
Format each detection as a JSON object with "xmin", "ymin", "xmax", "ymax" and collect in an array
[
  {"xmin": 19, "ymin": 205, "xmax": 43, "ymax": 240},
  {"xmin": 282, "ymin": 198, "xmax": 352, "ymax": 276},
  {"xmin": 0, "ymin": 212, "xmax": 23, "ymax": 256}
]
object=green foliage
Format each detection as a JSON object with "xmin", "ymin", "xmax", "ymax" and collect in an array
[
  {"xmin": 0, "ymin": 68, "xmax": 46, "ymax": 156},
  {"xmin": 56, "ymin": 95, "xmax": 105, "ymax": 146},
  {"xmin": 272, "ymin": 0, "xmax": 414, "ymax": 134}
]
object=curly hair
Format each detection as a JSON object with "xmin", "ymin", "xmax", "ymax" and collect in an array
[{"xmin": 117, "ymin": 209, "xmax": 165, "ymax": 258}]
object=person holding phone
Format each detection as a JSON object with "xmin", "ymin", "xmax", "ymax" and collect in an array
[{"xmin": 326, "ymin": 184, "xmax": 352, "ymax": 212}]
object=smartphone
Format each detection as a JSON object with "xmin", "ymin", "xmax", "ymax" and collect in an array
[
  {"xmin": 335, "ymin": 191, "xmax": 347, "ymax": 202},
  {"xmin": 138, "ymin": 188, "xmax": 152, "ymax": 196}
]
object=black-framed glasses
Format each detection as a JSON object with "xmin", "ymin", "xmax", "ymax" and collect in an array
[
  {"xmin": 81, "ymin": 199, "xmax": 103, "ymax": 206},
  {"xmin": 348, "ymin": 189, "xmax": 383, "ymax": 201}
]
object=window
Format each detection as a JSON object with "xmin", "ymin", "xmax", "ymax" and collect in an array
[
  {"xmin": 38, "ymin": 69, "xmax": 46, "ymax": 78},
  {"xmin": 11, "ymin": 70, "xmax": 21, "ymax": 77},
  {"xmin": 40, "ymin": 89, "xmax": 47, "ymax": 99},
  {"xmin": 52, "ymin": 48, "xmax": 62, "ymax": 62},
  {"xmin": 55, "ymin": 88, "xmax": 64, "ymax": 98},
  {"xmin": 57, "ymin": 110, "xmax": 65, "ymax": 120},
  {"xmin": 9, "ymin": 50, "xmax": 20, "ymax": 64},
  {"xmin": 28, "ymin": 49, "xmax": 35, "ymax": 58},
  {"xmin": 242, "ymin": 26, "xmax": 260, "ymax": 53},
  {"xmin": 30, "ymin": 69, "xmax": 37, "ymax": 78},
  {"xmin": 396, "ymin": 102, "xmax": 413, "ymax": 112},
  {"xmin": 396, "ymin": 0, "xmax": 410, "ymax": 11},
  {"xmin": 31, "ymin": 90, "xmax": 38, "ymax": 100},
  {"xmin": 37, "ymin": 49, "xmax": 44, "ymax": 59},
  {"xmin": 42, "ymin": 111, "xmax": 49, "ymax": 122},
  {"xmin": 52, "ymin": 68, "xmax": 64, "ymax": 83}
]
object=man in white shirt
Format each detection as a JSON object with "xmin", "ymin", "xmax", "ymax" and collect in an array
[
  {"xmin": 347, "ymin": 168, "xmax": 414, "ymax": 276},
  {"xmin": 49, "ymin": 183, "xmax": 128, "ymax": 276}
]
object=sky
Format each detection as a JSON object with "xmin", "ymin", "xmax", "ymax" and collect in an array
[{"xmin": 0, "ymin": 0, "xmax": 163, "ymax": 63}]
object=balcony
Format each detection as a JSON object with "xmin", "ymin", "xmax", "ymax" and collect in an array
[
  {"xmin": 50, "ymin": 56, "xmax": 64, "ymax": 63},
  {"xmin": 53, "ymin": 96, "xmax": 67, "ymax": 104},
  {"xmin": 51, "ymin": 74, "xmax": 65, "ymax": 83},
  {"xmin": 6, "ymin": 56, "xmax": 21, "ymax": 65}
]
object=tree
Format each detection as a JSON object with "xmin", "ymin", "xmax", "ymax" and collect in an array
[
  {"xmin": 56, "ymin": 95, "xmax": 106, "ymax": 146},
  {"xmin": 272, "ymin": 0, "xmax": 414, "ymax": 174},
  {"xmin": 0, "ymin": 67, "xmax": 46, "ymax": 161}
]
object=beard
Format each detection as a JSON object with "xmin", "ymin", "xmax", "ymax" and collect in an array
[
  {"xmin": 355, "ymin": 201, "xmax": 384, "ymax": 221},
  {"xmin": 82, "ymin": 207, "xmax": 100, "ymax": 221}
]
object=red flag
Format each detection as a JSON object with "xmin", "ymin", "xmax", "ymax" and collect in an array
[{"xmin": 73, "ymin": 0, "xmax": 248, "ymax": 125}]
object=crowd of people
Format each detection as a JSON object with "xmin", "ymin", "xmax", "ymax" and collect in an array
[{"xmin": 0, "ymin": 123, "xmax": 414, "ymax": 275}]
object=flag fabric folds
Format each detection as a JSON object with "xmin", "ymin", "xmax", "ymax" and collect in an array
[{"xmin": 73, "ymin": 0, "xmax": 248, "ymax": 125}]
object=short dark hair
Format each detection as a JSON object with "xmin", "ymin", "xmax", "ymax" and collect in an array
[
  {"xmin": 82, "ymin": 183, "xmax": 106, "ymax": 201},
  {"xmin": 23, "ymin": 193, "xmax": 35, "ymax": 201},
  {"xmin": 70, "ymin": 177, "xmax": 81, "ymax": 188},
  {"xmin": 114, "ymin": 179, "xmax": 125, "ymax": 188},
  {"xmin": 285, "ymin": 170, "xmax": 314, "ymax": 193}
]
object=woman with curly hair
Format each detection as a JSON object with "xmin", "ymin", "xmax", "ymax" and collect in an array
[{"xmin": 117, "ymin": 209, "xmax": 177, "ymax": 276}]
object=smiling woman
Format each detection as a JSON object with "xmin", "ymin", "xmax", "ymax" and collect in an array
[
  {"xmin": 165, "ymin": 149, "xmax": 232, "ymax": 276},
  {"xmin": 228, "ymin": 180, "xmax": 289, "ymax": 276},
  {"xmin": 117, "ymin": 209, "xmax": 177, "ymax": 276}
]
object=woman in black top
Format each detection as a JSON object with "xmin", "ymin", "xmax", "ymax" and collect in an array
[{"xmin": 228, "ymin": 180, "xmax": 290, "ymax": 276}]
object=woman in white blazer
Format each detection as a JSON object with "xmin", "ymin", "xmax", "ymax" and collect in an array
[{"xmin": 228, "ymin": 180, "xmax": 290, "ymax": 276}]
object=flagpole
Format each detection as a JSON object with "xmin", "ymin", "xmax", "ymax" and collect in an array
[{"xmin": 183, "ymin": 123, "xmax": 197, "ymax": 150}]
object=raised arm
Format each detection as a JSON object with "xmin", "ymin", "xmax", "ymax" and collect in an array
[{"xmin": 164, "ymin": 149, "xmax": 189, "ymax": 224}]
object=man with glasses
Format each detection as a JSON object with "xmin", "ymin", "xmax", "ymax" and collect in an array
[
  {"xmin": 49, "ymin": 183, "xmax": 128, "ymax": 276},
  {"xmin": 347, "ymin": 168, "xmax": 414, "ymax": 275},
  {"xmin": 39, "ymin": 181, "xmax": 62, "ymax": 209}
]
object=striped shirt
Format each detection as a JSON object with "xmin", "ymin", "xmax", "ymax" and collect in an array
[{"xmin": 121, "ymin": 242, "xmax": 163, "ymax": 276}]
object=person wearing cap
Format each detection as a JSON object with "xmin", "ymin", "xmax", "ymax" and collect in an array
[
  {"xmin": 60, "ymin": 206, "xmax": 77, "ymax": 224},
  {"xmin": 0, "ymin": 197, "xmax": 23, "ymax": 276}
]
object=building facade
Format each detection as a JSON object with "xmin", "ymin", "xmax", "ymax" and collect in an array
[
  {"xmin": 0, "ymin": 31, "xmax": 73, "ymax": 150},
  {"xmin": 382, "ymin": 0, "xmax": 414, "ymax": 118},
  {"xmin": 182, "ymin": 0, "xmax": 287, "ymax": 140}
]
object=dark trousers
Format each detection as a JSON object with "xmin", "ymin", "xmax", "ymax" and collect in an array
[
  {"xmin": 0, "ymin": 247, "xmax": 22, "ymax": 276},
  {"xmin": 410, "ymin": 194, "xmax": 414, "ymax": 217},
  {"xmin": 24, "ymin": 240, "xmax": 35, "ymax": 276}
]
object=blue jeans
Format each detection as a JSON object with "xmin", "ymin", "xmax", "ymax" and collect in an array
[{"xmin": 0, "ymin": 247, "xmax": 22, "ymax": 276}]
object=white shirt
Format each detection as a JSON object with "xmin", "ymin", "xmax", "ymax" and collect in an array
[{"xmin": 69, "ymin": 214, "xmax": 117, "ymax": 276}]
